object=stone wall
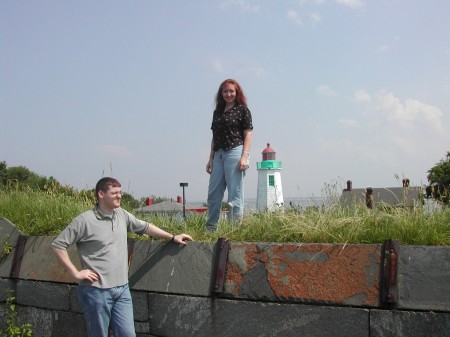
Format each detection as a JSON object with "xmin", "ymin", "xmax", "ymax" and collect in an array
[{"xmin": 0, "ymin": 217, "xmax": 449, "ymax": 337}]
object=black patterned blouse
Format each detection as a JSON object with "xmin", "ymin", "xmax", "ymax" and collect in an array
[{"xmin": 211, "ymin": 104, "xmax": 253, "ymax": 151}]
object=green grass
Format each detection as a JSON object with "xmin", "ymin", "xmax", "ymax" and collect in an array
[{"xmin": 1, "ymin": 189, "xmax": 449, "ymax": 246}]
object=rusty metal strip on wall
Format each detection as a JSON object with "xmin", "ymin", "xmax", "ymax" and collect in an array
[
  {"xmin": 10, "ymin": 235, "xmax": 27, "ymax": 278},
  {"xmin": 381, "ymin": 239, "xmax": 399, "ymax": 305},
  {"xmin": 212, "ymin": 237, "xmax": 230, "ymax": 294}
]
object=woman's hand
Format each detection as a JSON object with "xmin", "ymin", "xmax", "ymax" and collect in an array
[
  {"xmin": 206, "ymin": 160, "xmax": 213, "ymax": 174},
  {"xmin": 239, "ymin": 156, "xmax": 249, "ymax": 171}
]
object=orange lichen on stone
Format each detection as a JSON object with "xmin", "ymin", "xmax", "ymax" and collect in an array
[
  {"xmin": 224, "ymin": 262, "xmax": 244, "ymax": 296},
  {"xmin": 227, "ymin": 243, "xmax": 381, "ymax": 306},
  {"xmin": 270, "ymin": 244, "xmax": 380, "ymax": 304}
]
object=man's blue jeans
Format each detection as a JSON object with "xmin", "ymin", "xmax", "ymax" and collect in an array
[
  {"xmin": 77, "ymin": 284, "xmax": 135, "ymax": 337},
  {"xmin": 206, "ymin": 145, "xmax": 245, "ymax": 230}
]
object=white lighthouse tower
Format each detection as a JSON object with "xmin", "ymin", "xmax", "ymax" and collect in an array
[{"xmin": 256, "ymin": 143, "xmax": 284, "ymax": 211}]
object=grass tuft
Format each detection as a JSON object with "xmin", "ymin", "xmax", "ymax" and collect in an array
[{"xmin": 1, "ymin": 188, "xmax": 448, "ymax": 245}]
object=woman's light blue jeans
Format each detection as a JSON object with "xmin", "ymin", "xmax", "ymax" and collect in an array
[
  {"xmin": 206, "ymin": 145, "xmax": 245, "ymax": 230},
  {"xmin": 77, "ymin": 283, "xmax": 135, "ymax": 337}
]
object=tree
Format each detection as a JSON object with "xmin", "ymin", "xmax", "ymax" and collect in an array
[
  {"xmin": 0, "ymin": 162, "xmax": 61, "ymax": 191},
  {"xmin": 0, "ymin": 161, "xmax": 7, "ymax": 185},
  {"xmin": 427, "ymin": 151, "xmax": 450, "ymax": 204}
]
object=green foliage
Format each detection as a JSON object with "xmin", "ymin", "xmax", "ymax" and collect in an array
[
  {"xmin": 427, "ymin": 151, "xmax": 450, "ymax": 204},
  {"xmin": 0, "ymin": 187, "xmax": 95, "ymax": 235},
  {"xmin": 0, "ymin": 185, "xmax": 449, "ymax": 245},
  {"xmin": 0, "ymin": 162, "xmax": 448, "ymax": 246},
  {"xmin": 0, "ymin": 162, "xmax": 7, "ymax": 185},
  {"xmin": 0, "ymin": 163, "xmax": 59, "ymax": 192},
  {"xmin": 1, "ymin": 241, "xmax": 13, "ymax": 261},
  {"xmin": 137, "ymin": 202, "xmax": 449, "ymax": 246},
  {"xmin": 0, "ymin": 162, "xmax": 141, "ymax": 232},
  {"xmin": 139, "ymin": 195, "xmax": 170, "ymax": 206},
  {"xmin": 121, "ymin": 192, "xmax": 140, "ymax": 210},
  {"xmin": 1, "ymin": 290, "xmax": 33, "ymax": 337}
]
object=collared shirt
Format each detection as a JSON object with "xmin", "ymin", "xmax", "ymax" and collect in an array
[
  {"xmin": 211, "ymin": 104, "xmax": 253, "ymax": 151},
  {"xmin": 51, "ymin": 206, "xmax": 149, "ymax": 288}
]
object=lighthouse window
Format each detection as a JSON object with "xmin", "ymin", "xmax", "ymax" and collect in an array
[{"xmin": 268, "ymin": 175, "xmax": 275, "ymax": 187}]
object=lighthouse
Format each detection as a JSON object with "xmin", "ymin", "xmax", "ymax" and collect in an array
[{"xmin": 256, "ymin": 143, "xmax": 284, "ymax": 211}]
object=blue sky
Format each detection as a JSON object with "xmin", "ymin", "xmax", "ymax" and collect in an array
[{"xmin": 2, "ymin": 0, "xmax": 449, "ymax": 202}]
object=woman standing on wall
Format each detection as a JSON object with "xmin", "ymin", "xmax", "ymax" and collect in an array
[{"xmin": 205, "ymin": 79, "xmax": 253, "ymax": 231}]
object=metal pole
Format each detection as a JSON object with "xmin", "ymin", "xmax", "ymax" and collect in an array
[{"xmin": 180, "ymin": 183, "xmax": 188, "ymax": 219}]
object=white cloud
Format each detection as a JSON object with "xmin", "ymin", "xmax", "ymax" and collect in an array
[
  {"xmin": 378, "ymin": 44, "xmax": 390, "ymax": 53},
  {"xmin": 95, "ymin": 145, "xmax": 131, "ymax": 157},
  {"xmin": 353, "ymin": 89, "xmax": 371, "ymax": 102},
  {"xmin": 309, "ymin": 12, "xmax": 321, "ymax": 23},
  {"xmin": 335, "ymin": 0, "xmax": 363, "ymax": 9},
  {"xmin": 373, "ymin": 91, "xmax": 444, "ymax": 133},
  {"xmin": 320, "ymin": 91, "xmax": 447, "ymax": 169},
  {"xmin": 339, "ymin": 118, "xmax": 359, "ymax": 128},
  {"xmin": 443, "ymin": 85, "xmax": 450, "ymax": 95},
  {"xmin": 220, "ymin": 0, "xmax": 260, "ymax": 12},
  {"xmin": 318, "ymin": 137, "xmax": 396, "ymax": 164},
  {"xmin": 212, "ymin": 59, "xmax": 224, "ymax": 73},
  {"xmin": 240, "ymin": 67, "xmax": 267, "ymax": 78},
  {"xmin": 302, "ymin": 0, "xmax": 326, "ymax": 4},
  {"xmin": 287, "ymin": 10, "xmax": 302, "ymax": 25},
  {"xmin": 316, "ymin": 85, "xmax": 338, "ymax": 96}
]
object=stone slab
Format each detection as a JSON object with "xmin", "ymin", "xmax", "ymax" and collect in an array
[
  {"xmin": 370, "ymin": 309, "xmax": 450, "ymax": 337},
  {"xmin": 69, "ymin": 285, "xmax": 83, "ymax": 313},
  {"xmin": 148, "ymin": 293, "xmax": 369, "ymax": 337},
  {"xmin": 224, "ymin": 242, "xmax": 381, "ymax": 307},
  {"xmin": 131, "ymin": 290, "xmax": 149, "ymax": 322},
  {"xmin": 16, "ymin": 279, "xmax": 70, "ymax": 311},
  {"xmin": 397, "ymin": 245, "xmax": 450, "ymax": 311},
  {"xmin": 52, "ymin": 310, "xmax": 88, "ymax": 337},
  {"xmin": 16, "ymin": 306, "xmax": 53, "ymax": 337},
  {"xmin": 0, "ymin": 218, "xmax": 23, "ymax": 278},
  {"xmin": 18, "ymin": 236, "xmax": 80, "ymax": 283},
  {"xmin": 0, "ymin": 278, "xmax": 16, "ymax": 301},
  {"xmin": 129, "ymin": 240, "xmax": 216, "ymax": 296}
]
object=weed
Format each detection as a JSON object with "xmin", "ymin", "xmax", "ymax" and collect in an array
[{"xmin": 0, "ymin": 290, "xmax": 32, "ymax": 337}]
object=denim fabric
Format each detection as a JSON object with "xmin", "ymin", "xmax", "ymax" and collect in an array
[
  {"xmin": 77, "ymin": 284, "xmax": 135, "ymax": 337},
  {"xmin": 206, "ymin": 145, "xmax": 245, "ymax": 230}
]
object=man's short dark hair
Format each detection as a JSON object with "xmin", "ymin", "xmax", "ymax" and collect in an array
[{"xmin": 95, "ymin": 177, "xmax": 121, "ymax": 201}]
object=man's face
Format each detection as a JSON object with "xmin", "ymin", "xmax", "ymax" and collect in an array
[{"xmin": 99, "ymin": 185, "xmax": 122, "ymax": 211}]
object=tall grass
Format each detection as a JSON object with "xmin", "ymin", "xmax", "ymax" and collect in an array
[
  {"xmin": 1, "ymin": 189, "xmax": 448, "ymax": 245},
  {"xmin": 0, "ymin": 188, "xmax": 95, "ymax": 235}
]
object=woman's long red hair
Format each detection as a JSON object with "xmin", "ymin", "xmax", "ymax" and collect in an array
[{"xmin": 215, "ymin": 79, "xmax": 247, "ymax": 112}]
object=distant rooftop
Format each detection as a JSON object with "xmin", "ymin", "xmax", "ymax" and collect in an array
[{"xmin": 340, "ymin": 184, "xmax": 423, "ymax": 208}]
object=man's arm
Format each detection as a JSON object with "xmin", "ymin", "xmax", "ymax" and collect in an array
[
  {"xmin": 51, "ymin": 246, "xmax": 99, "ymax": 282},
  {"xmin": 144, "ymin": 223, "xmax": 193, "ymax": 245}
]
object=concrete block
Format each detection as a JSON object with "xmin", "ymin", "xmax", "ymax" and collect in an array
[
  {"xmin": 52, "ymin": 310, "xmax": 88, "ymax": 337},
  {"xmin": 129, "ymin": 241, "xmax": 215, "ymax": 296},
  {"xmin": 148, "ymin": 293, "xmax": 369, "ymax": 337},
  {"xmin": 16, "ymin": 305, "xmax": 53, "ymax": 337},
  {"xmin": 398, "ymin": 245, "xmax": 450, "ymax": 311},
  {"xmin": 19, "ymin": 236, "xmax": 80, "ymax": 283},
  {"xmin": 16, "ymin": 279, "xmax": 70, "ymax": 311},
  {"xmin": 132, "ymin": 290, "xmax": 149, "ymax": 321},
  {"xmin": 0, "ymin": 218, "xmax": 23, "ymax": 278},
  {"xmin": 69, "ymin": 285, "xmax": 83, "ymax": 313},
  {"xmin": 224, "ymin": 242, "xmax": 381, "ymax": 307},
  {"xmin": 135, "ymin": 320, "xmax": 151, "ymax": 335},
  {"xmin": 0, "ymin": 278, "xmax": 16, "ymax": 301},
  {"xmin": 370, "ymin": 309, "xmax": 450, "ymax": 337}
]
